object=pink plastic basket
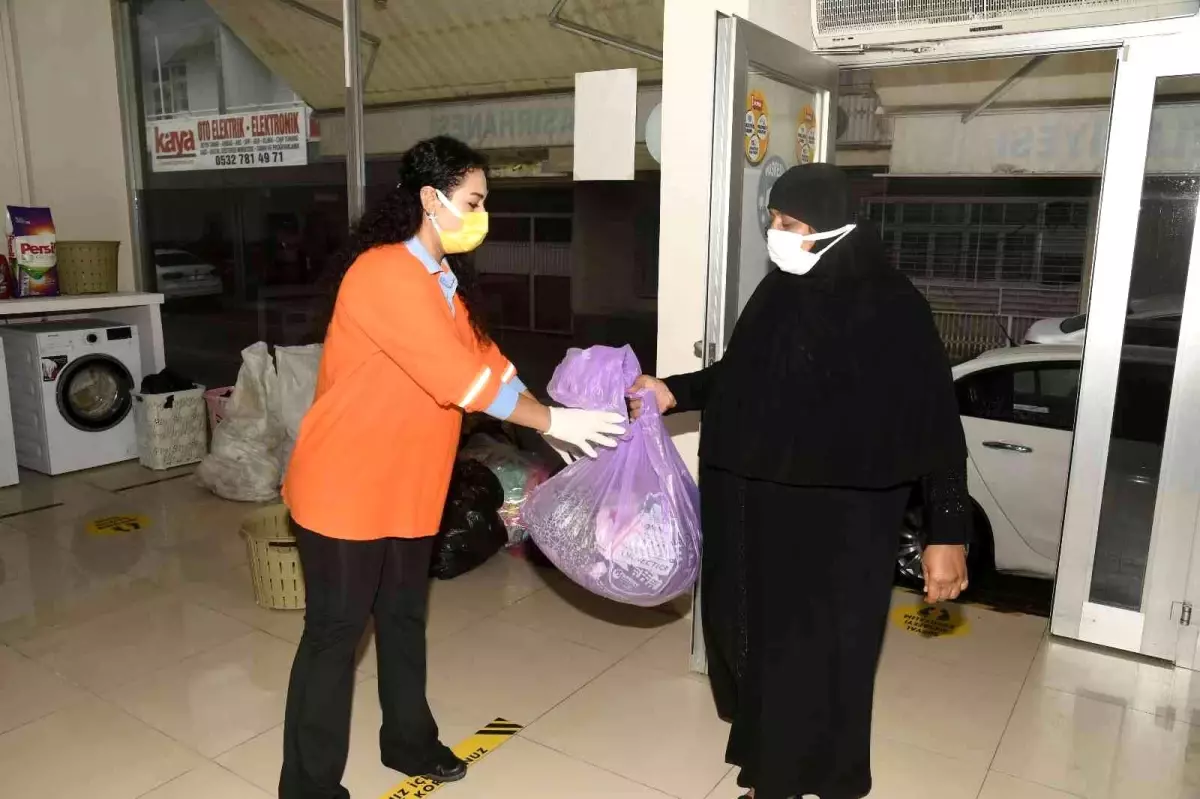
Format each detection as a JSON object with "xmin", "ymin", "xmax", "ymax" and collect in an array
[{"xmin": 204, "ymin": 386, "xmax": 234, "ymax": 433}]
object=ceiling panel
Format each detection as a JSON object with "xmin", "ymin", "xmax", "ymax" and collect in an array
[{"xmin": 206, "ymin": 0, "xmax": 664, "ymax": 110}]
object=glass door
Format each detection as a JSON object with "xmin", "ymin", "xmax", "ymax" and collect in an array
[
  {"xmin": 692, "ymin": 15, "xmax": 839, "ymax": 674},
  {"xmin": 1052, "ymin": 34, "xmax": 1200, "ymax": 663}
]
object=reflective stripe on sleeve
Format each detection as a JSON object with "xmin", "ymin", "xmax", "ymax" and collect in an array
[{"xmin": 460, "ymin": 366, "xmax": 493, "ymax": 409}]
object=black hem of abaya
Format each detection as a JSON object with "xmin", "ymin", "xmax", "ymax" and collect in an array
[
  {"xmin": 702, "ymin": 469, "xmax": 906, "ymax": 799},
  {"xmin": 731, "ymin": 764, "xmax": 873, "ymax": 799}
]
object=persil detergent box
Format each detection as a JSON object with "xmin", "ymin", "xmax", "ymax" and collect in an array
[{"xmin": 6, "ymin": 206, "xmax": 58, "ymax": 297}]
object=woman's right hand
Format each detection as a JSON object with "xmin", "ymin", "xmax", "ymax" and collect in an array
[
  {"xmin": 628, "ymin": 375, "xmax": 676, "ymax": 419},
  {"xmin": 545, "ymin": 407, "xmax": 626, "ymax": 459}
]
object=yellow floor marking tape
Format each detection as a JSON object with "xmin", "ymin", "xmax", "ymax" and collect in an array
[
  {"xmin": 890, "ymin": 603, "xmax": 971, "ymax": 639},
  {"xmin": 378, "ymin": 718, "xmax": 523, "ymax": 799}
]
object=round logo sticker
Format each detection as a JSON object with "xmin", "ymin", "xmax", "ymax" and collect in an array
[
  {"xmin": 796, "ymin": 104, "xmax": 817, "ymax": 165},
  {"xmin": 85, "ymin": 513, "xmax": 151, "ymax": 536},
  {"xmin": 746, "ymin": 135, "xmax": 763, "ymax": 164},
  {"xmin": 889, "ymin": 603, "xmax": 971, "ymax": 639},
  {"xmin": 757, "ymin": 156, "xmax": 788, "ymax": 239},
  {"xmin": 744, "ymin": 90, "xmax": 770, "ymax": 166}
]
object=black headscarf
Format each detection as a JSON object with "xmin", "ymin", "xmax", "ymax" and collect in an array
[
  {"xmin": 769, "ymin": 161, "xmax": 850, "ymax": 235},
  {"xmin": 697, "ymin": 163, "xmax": 966, "ymax": 488}
]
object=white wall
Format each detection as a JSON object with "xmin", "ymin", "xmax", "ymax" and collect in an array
[
  {"xmin": 0, "ymin": 4, "xmax": 26, "ymax": 206},
  {"xmin": 4, "ymin": 0, "xmax": 134, "ymax": 290}
]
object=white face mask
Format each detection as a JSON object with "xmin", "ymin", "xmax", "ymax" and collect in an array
[{"xmin": 767, "ymin": 223, "xmax": 856, "ymax": 276}]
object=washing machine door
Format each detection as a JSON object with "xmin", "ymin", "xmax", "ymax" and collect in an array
[{"xmin": 55, "ymin": 354, "xmax": 135, "ymax": 432}]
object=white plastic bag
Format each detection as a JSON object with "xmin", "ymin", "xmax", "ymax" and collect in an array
[
  {"xmin": 196, "ymin": 342, "xmax": 285, "ymax": 502},
  {"xmin": 276, "ymin": 343, "xmax": 322, "ymax": 470}
]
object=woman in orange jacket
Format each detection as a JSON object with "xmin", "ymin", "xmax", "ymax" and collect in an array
[{"xmin": 279, "ymin": 136, "xmax": 624, "ymax": 799}]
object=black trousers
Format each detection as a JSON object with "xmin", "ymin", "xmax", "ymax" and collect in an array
[{"xmin": 279, "ymin": 522, "xmax": 451, "ymax": 799}]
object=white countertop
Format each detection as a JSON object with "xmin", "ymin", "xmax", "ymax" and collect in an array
[{"xmin": 0, "ymin": 292, "xmax": 165, "ymax": 316}]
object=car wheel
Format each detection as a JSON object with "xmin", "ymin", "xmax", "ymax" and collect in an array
[
  {"xmin": 896, "ymin": 501, "xmax": 994, "ymax": 587},
  {"xmin": 897, "ymin": 505, "xmax": 927, "ymax": 584}
]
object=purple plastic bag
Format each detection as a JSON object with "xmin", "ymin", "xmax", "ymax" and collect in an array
[{"xmin": 522, "ymin": 346, "xmax": 701, "ymax": 607}]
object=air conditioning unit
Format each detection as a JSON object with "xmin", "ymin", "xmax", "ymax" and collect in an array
[{"xmin": 812, "ymin": 0, "xmax": 1199, "ymax": 50}]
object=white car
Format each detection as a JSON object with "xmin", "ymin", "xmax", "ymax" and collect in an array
[
  {"xmin": 154, "ymin": 249, "xmax": 223, "ymax": 300},
  {"xmin": 1024, "ymin": 293, "xmax": 1181, "ymax": 346},
  {"xmin": 898, "ymin": 343, "xmax": 1171, "ymax": 589}
]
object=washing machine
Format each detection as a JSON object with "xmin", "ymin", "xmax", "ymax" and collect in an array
[{"xmin": 0, "ymin": 319, "xmax": 142, "ymax": 475}]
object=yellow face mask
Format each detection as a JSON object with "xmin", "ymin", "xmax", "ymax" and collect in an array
[{"xmin": 432, "ymin": 189, "xmax": 489, "ymax": 254}]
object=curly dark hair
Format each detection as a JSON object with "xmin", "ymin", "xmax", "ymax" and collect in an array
[{"xmin": 323, "ymin": 136, "xmax": 491, "ymax": 342}]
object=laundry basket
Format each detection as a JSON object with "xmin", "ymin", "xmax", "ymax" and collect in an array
[
  {"xmin": 241, "ymin": 505, "xmax": 305, "ymax": 610},
  {"xmin": 55, "ymin": 241, "xmax": 120, "ymax": 295},
  {"xmin": 134, "ymin": 385, "xmax": 207, "ymax": 470},
  {"xmin": 204, "ymin": 386, "xmax": 234, "ymax": 433}
]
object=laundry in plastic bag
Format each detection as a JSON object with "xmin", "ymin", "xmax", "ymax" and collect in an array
[
  {"xmin": 196, "ymin": 342, "xmax": 285, "ymax": 502},
  {"xmin": 276, "ymin": 343, "xmax": 322, "ymax": 471},
  {"xmin": 459, "ymin": 433, "xmax": 550, "ymax": 545},
  {"xmin": 522, "ymin": 346, "xmax": 701, "ymax": 607},
  {"xmin": 430, "ymin": 460, "xmax": 509, "ymax": 580}
]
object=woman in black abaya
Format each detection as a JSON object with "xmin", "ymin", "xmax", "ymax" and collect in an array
[{"xmin": 632, "ymin": 163, "xmax": 971, "ymax": 799}]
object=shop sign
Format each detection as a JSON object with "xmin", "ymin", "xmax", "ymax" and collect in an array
[
  {"xmin": 317, "ymin": 87, "xmax": 661, "ymax": 158},
  {"xmin": 147, "ymin": 106, "xmax": 309, "ymax": 173},
  {"xmin": 432, "ymin": 104, "xmax": 575, "ymax": 149},
  {"xmin": 892, "ymin": 103, "xmax": 1200, "ymax": 175}
]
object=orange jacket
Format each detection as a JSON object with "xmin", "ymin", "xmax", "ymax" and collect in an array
[{"xmin": 283, "ymin": 241, "xmax": 519, "ymax": 540}]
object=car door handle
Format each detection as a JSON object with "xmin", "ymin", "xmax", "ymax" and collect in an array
[{"xmin": 983, "ymin": 441, "xmax": 1033, "ymax": 454}]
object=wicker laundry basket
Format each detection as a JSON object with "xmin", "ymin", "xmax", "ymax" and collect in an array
[
  {"xmin": 134, "ymin": 386, "xmax": 208, "ymax": 470},
  {"xmin": 241, "ymin": 505, "xmax": 305, "ymax": 610},
  {"xmin": 56, "ymin": 240, "xmax": 120, "ymax": 295}
]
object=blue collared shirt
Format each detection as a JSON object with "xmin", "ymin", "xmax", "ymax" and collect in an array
[
  {"xmin": 403, "ymin": 237, "xmax": 524, "ymax": 419},
  {"xmin": 405, "ymin": 237, "xmax": 459, "ymax": 313}
]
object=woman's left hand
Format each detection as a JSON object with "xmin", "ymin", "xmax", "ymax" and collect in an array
[
  {"xmin": 628, "ymin": 375, "xmax": 676, "ymax": 419},
  {"xmin": 922, "ymin": 545, "xmax": 969, "ymax": 604}
]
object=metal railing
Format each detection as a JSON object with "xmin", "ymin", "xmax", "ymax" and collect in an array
[
  {"xmin": 933, "ymin": 310, "xmax": 1040, "ymax": 363},
  {"xmin": 475, "ymin": 242, "xmax": 572, "ymax": 277}
]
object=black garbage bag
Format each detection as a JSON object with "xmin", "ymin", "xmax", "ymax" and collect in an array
[
  {"xmin": 141, "ymin": 368, "xmax": 197, "ymax": 394},
  {"xmin": 430, "ymin": 460, "xmax": 508, "ymax": 580}
]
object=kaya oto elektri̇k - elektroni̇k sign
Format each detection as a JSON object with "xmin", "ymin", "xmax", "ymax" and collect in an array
[{"xmin": 148, "ymin": 106, "xmax": 309, "ymax": 172}]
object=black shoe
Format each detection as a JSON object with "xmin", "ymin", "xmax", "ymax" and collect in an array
[{"xmin": 420, "ymin": 751, "xmax": 468, "ymax": 783}]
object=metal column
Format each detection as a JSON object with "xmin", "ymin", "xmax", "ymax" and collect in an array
[{"xmin": 343, "ymin": 0, "xmax": 366, "ymax": 225}]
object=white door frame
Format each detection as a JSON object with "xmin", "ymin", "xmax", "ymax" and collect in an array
[
  {"xmin": 1051, "ymin": 33, "xmax": 1200, "ymax": 661},
  {"xmin": 693, "ymin": 14, "xmax": 841, "ymax": 674}
]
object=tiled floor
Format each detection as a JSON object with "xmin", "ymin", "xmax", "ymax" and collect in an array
[{"xmin": 1, "ymin": 462, "xmax": 1199, "ymax": 799}]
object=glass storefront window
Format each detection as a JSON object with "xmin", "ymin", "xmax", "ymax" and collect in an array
[
  {"xmin": 130, "ymin": 1, "xmax": 662, "ymax": 398},
  {"xmin": 134, "ymin": 0, "xmax": 344, "ymax": 389},
  {"xmin": 1088, "ymin": 84, "xmax": 1200, "ymax": 611}
]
